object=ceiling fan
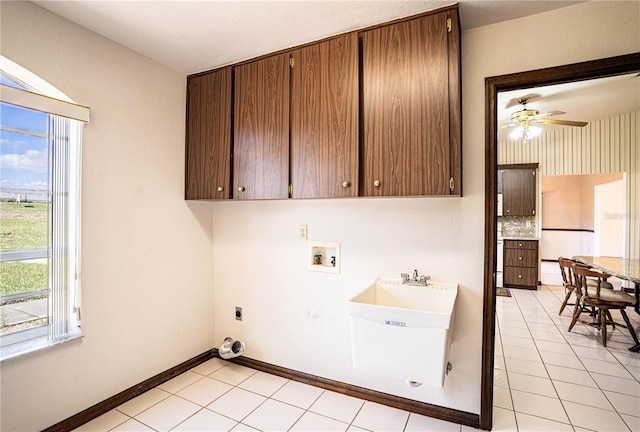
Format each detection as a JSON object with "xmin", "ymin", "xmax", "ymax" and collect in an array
[{"xmin": 501, "ymin": 96, "xmax": 588, "ymax": 141}]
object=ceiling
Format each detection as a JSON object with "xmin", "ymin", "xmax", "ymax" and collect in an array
[
  {"xmin": 34, "ymin": 0, "xmax": 585, "ymax": 75},
  {"xmin": 498, "ymin": 73, "xmax": 640, "ymax": 141},
  {"xmin": 33, "ymin": 1, "xmax": 638, "ymax": 139}
]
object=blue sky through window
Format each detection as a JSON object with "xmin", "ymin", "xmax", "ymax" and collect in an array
[{"xmin": 1, "ymin": 103, "xmax": 49, "ymax": 196}]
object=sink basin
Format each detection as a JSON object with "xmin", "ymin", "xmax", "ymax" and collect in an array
[{"xmin": 348, "ymin": 277, "xmax": 458, "ymax": 387}]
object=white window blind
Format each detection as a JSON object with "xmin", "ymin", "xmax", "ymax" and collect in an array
[{"xmin": 0, "ymin": 65, "xmax": 88, "ymax": 359}]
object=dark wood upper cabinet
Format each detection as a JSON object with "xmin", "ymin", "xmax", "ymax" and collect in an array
[
  {"xmin": 234, "ymin": 53, "xmax": 290, "ymax": 200},
  {"xmin": 290, "ymin": 33, "xmax": 359, "ymax": 198},
  {"xmin": 501, "ymin": 165, "xmax": 537, "ymax": 216},
  {"xmin": 185, "ymin": 6, "xmax": 461, "ymax": 200},
  {"xmin": 185, "ymin": 67, "xmax": 232, "ymax": 200},
  {"xmin": 360, "ymin": 9, "xmax": 460, "ymax": 197}
]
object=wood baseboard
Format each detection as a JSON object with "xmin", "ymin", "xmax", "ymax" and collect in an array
[
  {"xmin": 229, "ymin": 354, "xmax": 480, "ymax": 429},
  {"xmin": 43, "ymin": 348, "xmax": 480, "ymax": 431},
  {"xmin": 42, "ymin": 349, "xmax": 217, "ymax": 432}
]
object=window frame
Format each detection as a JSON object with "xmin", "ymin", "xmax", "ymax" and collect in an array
[{"xmin": 1, "ymin": 65, "xmax": 89, "ymax": 361}]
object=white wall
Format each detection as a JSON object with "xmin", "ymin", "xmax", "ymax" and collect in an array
[
  {"xmin": 0, "ymin": 2, "xmax": 214, "ymax": 431},
  {"xmin": 0, "ymin": 1, "xmax": 638, "ymax": 430},
  {"xmin": 212, "ymin": 0, "xmax": 640, "ymax": 415},
  {"xmin": 540, "ymin": 231, "xmax": 594, "ymax": 261}
]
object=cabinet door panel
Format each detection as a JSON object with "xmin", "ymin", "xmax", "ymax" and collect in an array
[
  {"xmin": 185, "ymin": 68, "xmax": 232, "ymax": 200},
  {"xmin": 361, "ymin": 12, "xmax": 450, "ymax": 196},
  {"xmin": 234, "ymin": 54, "xmax": 290, "ymax": 199},
  {"xmin": 290, "ymin": 34, "xmax": 359, "ymax": 198},
  {"xmin": 503, "ymin": 169, "xmax": 536, "ymax": 215},
  {"xmin": 504, "ymin": 240, "xmax": 537, "ymax": 250},
  {"xmin": 504, "ymin": 267, "xmax": 537, "ymax": 287},
  {"xmin": 505, "ymin": 249, "xmax": 537, "ymax": 267}
]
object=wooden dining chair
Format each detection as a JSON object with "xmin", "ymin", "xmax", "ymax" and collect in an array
[
  {"xmin": 557, "ymin": 257, "xmax": 614, "ymax": 315},
  {"xmin": 558, "ymin": 257, "xmax": 577, "ymax": 315},
  {"xmin": 568, "ymin": 264, "xmax": 638, "ymax": 347}
]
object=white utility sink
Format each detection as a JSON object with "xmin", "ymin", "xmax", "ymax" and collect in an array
[{"xmin": 348, "ymin": 277, "xmax": 458, "ymax": 387}]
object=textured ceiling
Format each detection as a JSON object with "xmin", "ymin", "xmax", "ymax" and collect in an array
[
  {"xmin": 34, "ymin": 0, "xmax": 584, "ymax": 75},
  {"xmin": 498, "ymin": 73, "xmax": 640, "ymax": 141},
  {"xmin": 32, "ymin": 0, "xmax": 637, "ymax": 139}
]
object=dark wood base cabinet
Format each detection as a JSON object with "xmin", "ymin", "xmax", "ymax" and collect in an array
[{"xmin": 504, "ymin": 239, "xmax": 539, "ymax": 289}]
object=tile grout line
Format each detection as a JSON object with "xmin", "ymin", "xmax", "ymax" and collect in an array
[
  {"xmin": 495, "ymin": 293, "xmax": 521, "ymax": 430},
  {"xmin": 497, "ymin": 285, "xmax": 626, "ymax": 429},
  {"xmin": 527, "ymin": 285, "xmax": 632, "ymax": 430},
  {"xmin": 510, "ymin": 287, "xmax": 575, "ymax": 427},
  {"xmin": 527, "ymin": 286, "xmax": 615, "ymax": 425}
]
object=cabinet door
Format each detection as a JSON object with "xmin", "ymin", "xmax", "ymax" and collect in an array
[
  {"xmin": 290, "ymin": 33, "xmax": 359, "ymax": 198},
  {"xmin": 234, "ymin": 54, "xmax": 290, "ymax": 199},
  {"xmin": 503, "ymin": 169, "xmax": 536, "ymax": 216},
  {"xmin": 361, "ymin": 12, "xmax": 450, "ymax": 196},
  {"xmin": 185, "ymin": 68, "xmax": 232, "ymax": 200}
]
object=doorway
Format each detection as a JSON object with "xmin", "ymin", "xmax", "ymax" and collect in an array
[{"xmin": 480, "ymin": 53, "xmax": 640, "ymax": 430}]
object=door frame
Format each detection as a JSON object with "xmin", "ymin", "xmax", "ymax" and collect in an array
[{"xmin": 479, "ymin": 52, "xmax": 640, "ymax": 430}]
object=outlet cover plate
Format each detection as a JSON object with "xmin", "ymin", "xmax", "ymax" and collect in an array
[{"xmin": 298, "ymin": 225, "xmax": 308, "ymax": 241}]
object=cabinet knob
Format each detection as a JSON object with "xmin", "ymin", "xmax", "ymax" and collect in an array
[
  {"xmin": 238, "ymin": 186, "xmax": 245, "ymax": 192},
  {"xmin": 518, "ymin": 243, "xmax": 523, "ymax": 247},
  {"xmin": 374, "ymin": 180, "xmax": 381, "ymax": 187},
  {"xmin": 518, "ymin": 275, "xmax": 522, "ymax": 279},
  {"xmin": 518, "ymin": 256, "xmax": 523, "ymax": 260},
  {"xmin": 506, "ymin": 209, "xmax": 510, "ymax": 213},
  {"xmin": 217, "ymin": 186, "xmax": 224, "ymax": 192},
  {"xmin": 342, "ymin": 181, "xmax": 351, "ymax": 188}
]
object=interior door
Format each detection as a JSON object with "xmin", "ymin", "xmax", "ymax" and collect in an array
[{"xmin": 594, "ymin": 178, "xmax": 625, "ymax": 256}]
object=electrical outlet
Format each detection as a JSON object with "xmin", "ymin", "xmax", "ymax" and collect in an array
[
  {"xmin": 235, "ymin": 306, "xmax": 242, "ymax": 321},
  {"xmin": 298, "ymin": 225, "xmax": 308, "ymax": 240}
]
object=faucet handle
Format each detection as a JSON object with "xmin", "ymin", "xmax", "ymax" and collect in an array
[{"xmin": 401, "ymin": 273, "xmax": 410, "ymax": 281}]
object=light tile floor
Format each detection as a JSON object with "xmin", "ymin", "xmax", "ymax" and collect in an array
[
  {"xmin": 493, "ymin": 263, "xmax": 640, "ymax": 432},
  {"xmin": 74, "ymin": 262, "xmax": 640, "ymax": 432},
  {"xmin": 74, "ymin": 358, "xmax": 465, "ymax": 432}
]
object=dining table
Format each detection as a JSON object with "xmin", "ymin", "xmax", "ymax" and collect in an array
[{"xmin": 573, "ymin": 255, "xmax": 640, "ymax": 352}]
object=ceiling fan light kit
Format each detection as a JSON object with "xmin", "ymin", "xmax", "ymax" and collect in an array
[
  {"xmin": 503, "ymin": 96, "xmax": 588, "ymax": 142},
  {"xmin": 509, "ymin": 124, "xmax": 541, "ymax": 141}
]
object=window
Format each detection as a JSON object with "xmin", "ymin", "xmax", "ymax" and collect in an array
[{"xmin": 0, "ymin": 59, "xmax": 89, "ymax": 359}]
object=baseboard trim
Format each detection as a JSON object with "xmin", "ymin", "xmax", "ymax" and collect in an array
[
  {"xmin": 42, "ymin": 349, "xmax": 217, "ymax": 432},
  {"xmin": 229, "ymin": 354, "xmax": 480, "ymax": 429},
  {"xmin": 42, "ymin": 348, "xmax": 480, "ymax": 431}
]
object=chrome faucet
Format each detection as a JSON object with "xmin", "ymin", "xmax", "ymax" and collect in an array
[{"xmin": 401, "ymin": 269, "xmax": 430, "ymax": 286}]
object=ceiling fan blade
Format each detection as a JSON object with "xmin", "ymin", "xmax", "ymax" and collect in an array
[
  {"xmin": 534, "ymin": 110, "xmax": 566, "ymax": 117},
  {"xmin": 538, "ymin": 119, "xmax": 588, "ymax": 127}
]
